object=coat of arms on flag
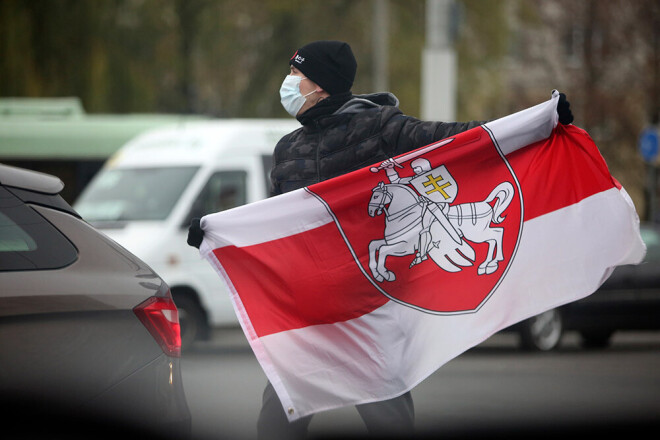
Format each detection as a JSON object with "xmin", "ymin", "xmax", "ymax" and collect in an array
[{"xmin": 307, "ymin": 127, "xmax": 523, "ymax": 314}]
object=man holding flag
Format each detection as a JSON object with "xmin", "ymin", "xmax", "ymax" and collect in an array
[{"xmin": 186, "ymin": 40, "xmax": 635, "ymax": 440}]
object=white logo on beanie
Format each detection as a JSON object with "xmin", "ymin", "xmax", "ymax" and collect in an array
[{"xmin": 294, "ymin": 54, "xmax": 305, "ymax": 64}]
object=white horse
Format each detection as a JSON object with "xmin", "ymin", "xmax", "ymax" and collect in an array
[{"xmin": 367, "ymin": 181, "xmax": 515, "ymax": 282}]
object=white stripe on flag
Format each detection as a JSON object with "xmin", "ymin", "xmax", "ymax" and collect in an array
[
  {"xmin": 485, "ymin": 90, "xmax": 560, "ymax": 155},
  {"xmin": 199, "ymin": 187, "xmax": 331, "ymax": 253}
]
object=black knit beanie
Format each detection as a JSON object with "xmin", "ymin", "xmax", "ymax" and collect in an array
[{"xmin": 289, "ymin": 40, "xmax": 357, "ymax": 95}]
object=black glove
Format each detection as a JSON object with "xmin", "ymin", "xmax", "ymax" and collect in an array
[
  {"xmin": 557, "ymin": 93, "xmax": 574, "ymax": 125},
  {"xmin": 187, "ymin": 218, "xmax": 204, "ymax": 249}
]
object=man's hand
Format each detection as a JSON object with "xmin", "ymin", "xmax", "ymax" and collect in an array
[
  {"xmin": 187, "ymin": 218, "xmax": 204, "ymax": 249},
  {"xmin": 557, "ymin": 93, "xmax": 574, "ymax": 125}
]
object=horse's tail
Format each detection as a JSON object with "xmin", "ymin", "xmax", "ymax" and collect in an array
[{"xmin": 485, "ymin": 181, "xmax": 515, "ymax": 223}]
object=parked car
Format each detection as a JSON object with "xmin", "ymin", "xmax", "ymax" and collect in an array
[
  {"xmin": 0, "ymin": 163, "xmax": 191, "ymax": 437},
  {"xmin": 509, "ymin": 222, "xmax": 660, "ymax": 351}
]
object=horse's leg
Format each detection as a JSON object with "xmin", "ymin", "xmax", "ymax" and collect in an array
[
  {"xmin": 478, "ymin": 239, "xmax": 494, "ymax": 275},
  {"xmin": 459, "ymin": 206, "xmax": 493, "ymax": 275},
  {"xmin": 368, "ymin": 239, "xmax": 387, "ymax": 281},
  {"xmin": 478, "ymin": 227, "xmax": 504, "ymax": 275},
  {"xmin": 375, "ymin": 241, "xmax": 391, "ymax": 282},
  {"xmin": 492, "ymin": 227, "xmax": 504, "ymax": 262},
  {"xmin": 377, "ymin": 240, "xmax": 415, "ymax": 282}
]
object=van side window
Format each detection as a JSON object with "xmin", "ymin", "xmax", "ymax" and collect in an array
[{"xmin": 183, "ymin": 171, "xmax": 247, "ymax": 227}]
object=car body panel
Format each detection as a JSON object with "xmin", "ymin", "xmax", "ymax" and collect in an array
[{"xmin": 0, "ymin": 164, "xmax": 190, "ymax": 435}]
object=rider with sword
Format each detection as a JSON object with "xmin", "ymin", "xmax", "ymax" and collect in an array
[{"xmin": 379, "ymin": 152, "xmax": 463, "ymax": 267}]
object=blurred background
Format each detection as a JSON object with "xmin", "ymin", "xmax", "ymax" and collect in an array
[{"xmin": 1, "ymin": 0, "xmax": 659, "ymax": 220}]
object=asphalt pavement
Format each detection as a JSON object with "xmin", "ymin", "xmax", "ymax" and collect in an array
[{"xmin": 181, "ymin": 329, "xmax": 660, "ymax": 439}]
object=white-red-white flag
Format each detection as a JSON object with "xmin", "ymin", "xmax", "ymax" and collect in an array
[{"xmin": 198, "ymin": 91, "xmax": 645, "ymax": 421}]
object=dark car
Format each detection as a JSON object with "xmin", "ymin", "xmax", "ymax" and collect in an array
[
  {"xmin": 509, "ymin": 223, "xmax": 660, "ymax": 351},
  {"xmin": 0, "ymin": 164, "xmax": 191, "ymax": 437}
]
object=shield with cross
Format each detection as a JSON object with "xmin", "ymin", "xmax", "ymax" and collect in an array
[{"xmin": 409, "ymin": 165, "xmax": 458, "ymax": 204}]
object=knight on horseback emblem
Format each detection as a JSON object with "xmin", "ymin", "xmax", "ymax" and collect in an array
[
  {"xmin": 382, "ymin": 157, "xmax": 462, "ymax": 267},
  {"xmin": 367, "ymin": 138, "xmax": 515, "ymax": 283}
]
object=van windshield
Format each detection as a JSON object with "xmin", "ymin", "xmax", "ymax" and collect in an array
[{"xmin": 75, "ymin": 166, "xmax": 198, "ymax": 222}]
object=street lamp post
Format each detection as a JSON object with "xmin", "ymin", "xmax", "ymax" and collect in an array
[{"xmin": 421, "ymin": 0, "xmax": 456, "ymax": 121}]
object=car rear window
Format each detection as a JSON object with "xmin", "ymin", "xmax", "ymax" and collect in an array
[{"xmin": 0, "ymin": 187, "xmax": 78, "ymax": 271}]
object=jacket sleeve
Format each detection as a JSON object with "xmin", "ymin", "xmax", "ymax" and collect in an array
[
  {"xmin": 387, "ymin": 113, "xmax": 486, "ymax": 156},
  {"xmin": 269, "ymin": 135, "xmax": 289, "ymax": 197}
]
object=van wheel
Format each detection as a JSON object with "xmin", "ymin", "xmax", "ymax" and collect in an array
[
  {"xmin": 172, "ymin": 293, "xmax": 208, "ymax": 350},
  {"xmin": 519, "ymin": 309, "xmax": 563, "ymax": 351}
]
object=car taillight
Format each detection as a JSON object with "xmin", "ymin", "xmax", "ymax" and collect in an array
[{"xmin": 134, "ymin": 294, "xmax": 181, "ymax": 357}]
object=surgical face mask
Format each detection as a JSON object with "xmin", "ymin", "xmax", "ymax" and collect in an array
[{"xmin": 280, "ymin": 75, "xmax": 316, "ymax": 117}]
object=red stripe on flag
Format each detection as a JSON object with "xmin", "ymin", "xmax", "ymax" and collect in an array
[
  {"xmin": 507, "ymin": 124, "xmax": 616, "ymax": 221},
  {"xmin": 214, "ymin": 222, "xmax": 389, "ymax": 337}
]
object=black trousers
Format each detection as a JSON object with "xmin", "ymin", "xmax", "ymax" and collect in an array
[{"xmin": 256, "ymin": 381, "xmax": 415, "ymax": 439}]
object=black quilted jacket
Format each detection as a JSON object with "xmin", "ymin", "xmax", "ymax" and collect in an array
[{"xmin": 270, "ymin": 92, "xmax": 483, "ymax": 196}]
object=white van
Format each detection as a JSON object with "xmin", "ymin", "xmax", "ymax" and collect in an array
[{"xmin": 74, "ymin": 119, "xmax": 300, "ymax": 347}]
